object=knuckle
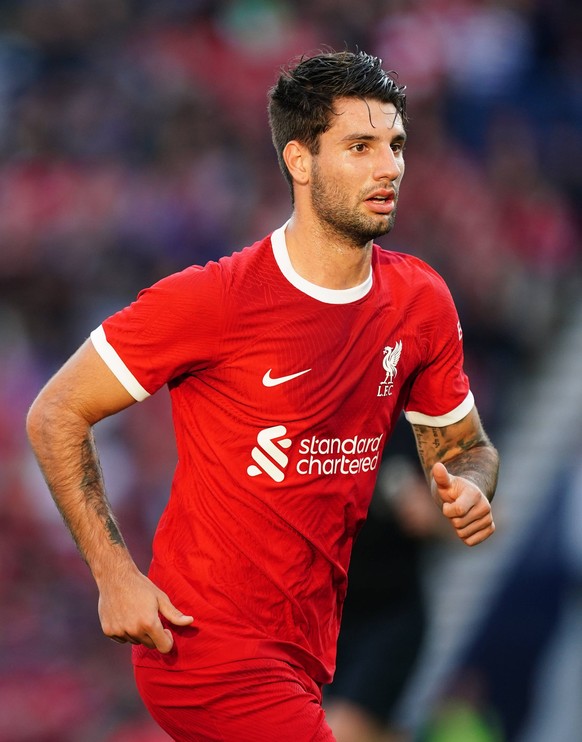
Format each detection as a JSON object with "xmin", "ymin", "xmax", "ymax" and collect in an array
[
  {"xmin": 140, "ymin": 618, "xmax": 157, "ymax": 634},
  {"xmin": 101, "ymin": 620, "xmax": 116, "ymax": 636},
  {"xmin": 103, "ymin": 625, "xmax": 123, "ymax": 639}
]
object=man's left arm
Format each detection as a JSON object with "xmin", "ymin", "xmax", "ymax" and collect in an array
[{"xmin": 411, "ymin": 406, "xmax": 499, "ymax": 546}]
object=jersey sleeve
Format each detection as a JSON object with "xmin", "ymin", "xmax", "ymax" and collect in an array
[
  {"xmin": 404, "ymin": 271, "xmax": 474, "ymax": 427},
  {"xmin": 90, "ymin": 262, "xmax": 224, "ymax": 400}
]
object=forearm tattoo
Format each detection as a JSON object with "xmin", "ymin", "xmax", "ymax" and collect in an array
[
  {"xmin": 413, "ymin": 422, "xmax": 499, "ymax": 502},
  {"xmin": 80, "ymin": 434, "xmax": 125, "ymax": 547},
  {"xmin": 440, "ymin": 442, "xmax": 499, "ymax": 502}
]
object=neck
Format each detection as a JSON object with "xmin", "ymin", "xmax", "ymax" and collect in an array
[{"xmin": 284, "ymin": 214, "xmax": 373, "ymax": 290}]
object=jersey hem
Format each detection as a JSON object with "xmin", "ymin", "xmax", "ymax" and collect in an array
[
  {"xmin": 131, "ymin": 635, "xmax": 333, "ymax": 686},
  {"xmin": 404, "ymin": 391, "xmax": 474, "ymax": 427},
  {"xmin": 90, "ymin": 325, "xmax": 150, "ymax": 401}
]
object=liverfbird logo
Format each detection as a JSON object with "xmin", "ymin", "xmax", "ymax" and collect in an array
[{"xmin": 378, "ymin": 340, "xmax": 402, "ymax": 397}]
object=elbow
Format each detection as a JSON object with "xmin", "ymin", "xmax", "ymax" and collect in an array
[
  {"xmin": 26, "ymin": 387, "xmax": 71, "ymax": 452},
  {"xmin": 26, "ymin": 392, "xmax": 51, "ymax": 452},
  {"xmin": 27, "ymin": 385, "xmax": 92, "ymax": 454}
]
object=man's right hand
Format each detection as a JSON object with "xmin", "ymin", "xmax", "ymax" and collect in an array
[{"xmin": 96, "ymin": 564, "xmax": 194, "ymax": 653}]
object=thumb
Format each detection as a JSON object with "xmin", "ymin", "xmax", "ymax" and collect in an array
[
  {"xmin": 158, "ymin": 596, "xmax": 194, "ymax": 628},
  {"xmin": 432, "ymin": 462, "xmax": 455, "ymax": 501}
]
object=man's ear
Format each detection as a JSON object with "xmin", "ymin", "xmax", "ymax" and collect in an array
[{"xmin": 282, "ymin": 140, "xmax": 311, "ymax": 186}]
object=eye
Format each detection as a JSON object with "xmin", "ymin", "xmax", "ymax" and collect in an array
[
  {"xmin": 351, "ymin": 142, "xmax": 368, "ymax": 153},
  {"xmin": 391, "ymin": 141, "xmax": 406, "ymax": 154}
]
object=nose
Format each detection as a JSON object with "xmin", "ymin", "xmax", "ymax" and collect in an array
[{"xmin": 374, "ymin": 145, "xmax": 403, "ymax": 183}]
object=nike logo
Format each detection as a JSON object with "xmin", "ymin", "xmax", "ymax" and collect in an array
[{"xmin": 262, "ymin": 368, "xmax": 312, "ymax": 387}]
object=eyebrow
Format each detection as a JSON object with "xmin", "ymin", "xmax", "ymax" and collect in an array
[{"xmin": 340, "ymin": 131, "xmax": 408, "ymax": 144}]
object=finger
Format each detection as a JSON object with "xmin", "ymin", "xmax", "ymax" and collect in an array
[
  {"xmin": 109, "ymin": 634, "xmax": 141, "ymax": 645},
  {"xmin": 111, "ymin": 618, "xmax": 173, "ymax": 652},
  {"xmin": 432, "ymin": 462, "xmax": 452, "ymax": 488},
  {"xmin": 106, "ymin": 626, "xmax": 156, "ymax": 648},
  {"xmin": 144, "ymin": 595, "xmax": 194, "ymax": 654},
  {"xmin": 443, "ymin": 494, "xmax": 491, "ymax": 523},
  {"xmin": 158, "ymin": 596, "xmax": 194, "ymax": 628},
  {"xmin": 125, "ymin": 625, "xmax": 170, "ymax": 652},
  {"xmin": 453, "ymin": 516, "xmax": 495, "ymax": 540},
  {"xmin": 432, "ymin": 463, "xmax": 456, "ymax": 504},
  {"xmin": 144, "ymin": 626, "xmax": 174, "ymax": 654},
  {"xmin": 452, "ymin": 513, "xmax": 495, "ymax": 543},
  {"xmin": 133, "ymin": 610, "xmax": 177, "ymax": 653},
  {"xmin": 459, "ymin": 520, "xmax": 496, "ymax": 547},
  {"xmin": 443, "ymin": 499, "xmax": 475, "ymax": 520}
]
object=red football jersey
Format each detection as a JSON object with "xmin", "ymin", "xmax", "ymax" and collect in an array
[{"xmin": 91, "ymin": 224, "xmax": 473, "ymax": 684}]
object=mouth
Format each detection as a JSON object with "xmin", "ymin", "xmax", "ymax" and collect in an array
[{"xmin": 364, "ymin": 189, "xmax": 396, "ymax": 215}]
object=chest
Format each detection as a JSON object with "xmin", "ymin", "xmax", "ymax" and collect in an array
[{"xmin": 202, "ymin": 293, "xmax": 424, "ymax": 436}]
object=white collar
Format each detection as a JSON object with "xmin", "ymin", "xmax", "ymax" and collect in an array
[{"xmin": 270, "ymin": 222, "xmax": 373, "ymax": 305}]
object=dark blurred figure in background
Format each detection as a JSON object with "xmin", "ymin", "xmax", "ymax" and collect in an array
[{"xmin": 325, "ymin": 419, "xmax": 449, "ymax": 742}]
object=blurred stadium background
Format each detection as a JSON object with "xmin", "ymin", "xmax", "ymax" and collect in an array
[{"xmin": 1, "ymin": 1, "xmax": 581, "ymax": 740}]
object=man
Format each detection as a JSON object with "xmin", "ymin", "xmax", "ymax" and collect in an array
[{"xmin": 27, "ymin": 51, "xmax": 498, "ymax": 741}]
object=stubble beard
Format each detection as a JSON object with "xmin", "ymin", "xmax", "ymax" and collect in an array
[{"xmin": 310, "ymin": 163, "xmax": 397, "ymax": 248}]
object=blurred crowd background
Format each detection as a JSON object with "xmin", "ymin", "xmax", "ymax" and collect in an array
[{"xmin": 1, "ymin": 0, "xmax": 581, "ymax": 740}]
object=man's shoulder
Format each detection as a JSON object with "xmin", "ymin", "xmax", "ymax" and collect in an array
[
  {"xmin": 374, "ymin": 244, "xmax": 435, "ymax": 272},
  {"xmin": 373, "ymin": 245, "xmax": 449, "ymax": 292},
  {"xmin": 153, "ymin": 234, "xmax": 272, "ymax": 293},
  {"xmin": 217, "ymin": 233, "xmax": 272, "ymax": 274}
]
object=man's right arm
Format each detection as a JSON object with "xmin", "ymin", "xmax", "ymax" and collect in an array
[{"xmin": 26, "ymin": 339, "xmax": 193, "ymax": 651}]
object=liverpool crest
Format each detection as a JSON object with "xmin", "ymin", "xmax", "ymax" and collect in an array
[{"xmin": 377, "ymin": 340, "xmax": 402, "ymax": 397}]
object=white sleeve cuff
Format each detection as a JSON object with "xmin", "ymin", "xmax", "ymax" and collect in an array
[
  {"xmin": 404, "ymin": 391, "xmax": 475, "ymax": 427},
  {"xmin": 90, "ymin": 326, "xmax": 150, "ymax": 402}
]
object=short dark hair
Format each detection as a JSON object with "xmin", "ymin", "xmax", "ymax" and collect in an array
[{"xmin": 268, "ymin": 50, "xmax": 407, "ymax": 191}]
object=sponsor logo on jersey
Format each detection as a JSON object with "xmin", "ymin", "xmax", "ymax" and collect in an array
[
  {"xmin": 247, "ymin": 426, "xmax": 384, "ymax": 482},
  {"xmin": 296, "ymin": 433, "xmax": 384, "ymax": 476},
  {"xmin": 247, "ymin": 425, "xmax": 292, "ymax": 482},
  {"xmin": 377, "ymin": 340, "xmax": 402, "ymax": 397}
]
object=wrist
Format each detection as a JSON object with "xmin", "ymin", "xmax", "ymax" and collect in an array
[{"xmin": 91, "ymin": 547, "xmax": 138, "ymax": 587}]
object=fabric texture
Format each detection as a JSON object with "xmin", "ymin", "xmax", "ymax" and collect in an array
[{"xmin": 91, "ymin": 224, "xmax": 471, "ymax": 685}]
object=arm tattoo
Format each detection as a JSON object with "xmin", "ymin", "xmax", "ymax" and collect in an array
[
  {"xmin": 441, "ymin": 442, "xmax": 499, "ymax": 503},
  {"xmin": 80, "ymin": 434, "xmax": 125, "ymax": 547},
  {"xmin": 414, "ymin": 430, "xmax": 428, "ymax": 473},
  {"xmin": 413, "ymin": 418, "xmax": 499, "ymax": 502}
]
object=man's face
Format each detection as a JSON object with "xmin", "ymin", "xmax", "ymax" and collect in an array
[{"xmin": 309, "ymin": 97, "xmax": 406, "ymax": 245}]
